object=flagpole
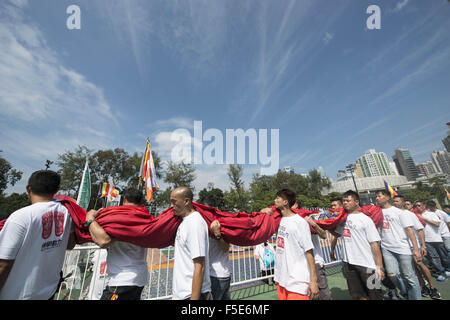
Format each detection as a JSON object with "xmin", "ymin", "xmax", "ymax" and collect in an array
[{"xmin": 138, "ymin": 137, "xmax": 150, "ymax": 190}]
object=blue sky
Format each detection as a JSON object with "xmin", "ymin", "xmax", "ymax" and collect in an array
[{"xmin": 1, "ymin": 0, "xmax": 450, "ymax": 195}]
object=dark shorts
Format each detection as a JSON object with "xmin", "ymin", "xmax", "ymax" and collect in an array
[
  {"xmin": 210, "ymin": 276, "xmax": 231, "ymax": 300},
  {"xmin": 100, "ymin": 285, "xmax": 144, "ymax": 300},
  {"xmin": 342, "ymin": 262, "xmax": 382, "ymax": 300},
  {"xmin": 316, "ymin": 264, "xmax": 332, "ymax": 300}
]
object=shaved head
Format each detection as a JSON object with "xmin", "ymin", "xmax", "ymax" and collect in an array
[
  {"xmin": 170, "ymin": 186, "xmax": 194, "ymax": 217},
  {"xmin": 173, "ymin": 186, "xmax": 193, "ymax": 202}
]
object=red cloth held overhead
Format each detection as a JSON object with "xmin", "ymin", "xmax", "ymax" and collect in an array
[
  {"xmin": 72, "ymin": 201, "xmax": 281, "ymax": 247},
  {"xmin": 267, "ymin": 205, "xmax": 383, "ymax": 234},
  {"xmin": 0, "ymin": 199, "xmax": 383, "ymax": 247}
]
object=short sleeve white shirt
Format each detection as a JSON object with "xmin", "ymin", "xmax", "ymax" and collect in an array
[
  {"xmin": 172, "ymin": 211, "xmax": 211, "ymax": 300},
  {"xmin": 335, "ymin": 212, "xmax": 381, "ymax": 269},
  {"xmin": 274, "ymin": 215, "xmax": 314, "ymax": 295},
  {"xmin": 380, "ymin": 206, "xmax": 414, "ymax": 255},
  {"xmin": 403, "ymin": 210, "xmax": 424, "ymax": 249},
  {"xmin": 435, "ymin": 210, "xmax": 450, "ymax": 238},
  {"xmin": 106, "ymin": 240, "xmax": 149, "ymax": 287},
  {"xmin": 422, "ymin": 211, "xmax": 443, "ymax": 243},
  {"xmin": 311, "ymin": 234, "xmax": 325, "ymax": 266},
  {"xmin": 0, "ymin": 201, "xmax": 73, "ymax": 300},
  {"xmin": 208, "ymin": 238, "xmax": 230, "ymax": 278}
]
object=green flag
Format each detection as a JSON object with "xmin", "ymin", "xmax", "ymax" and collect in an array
[{"xmin": 76, "ymin": 159, "xmax": 91, "ymax": 210}]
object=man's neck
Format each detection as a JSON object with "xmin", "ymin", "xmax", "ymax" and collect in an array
[
  {"xmin": 30, "ymin": 195, "xmax": 53, "ymax": 204},
  {"xmin": 347, "ymin": 207, "xmax": 360, "ymax": 214},
  {"xmin": 181, "ymin": 207, "xmax": 196, "ymax": 219},
  {"xmin": 280, "ymin": 207, "xmax": 295, "ymax": 217},
  {"xmin": 380, "ymin": 202, "xmax": 392, "ymax": 209}
]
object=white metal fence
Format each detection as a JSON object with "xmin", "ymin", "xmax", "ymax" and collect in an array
[{"xmin": 55, "ymin": 231, "xmax": 344, "ymax": 300}]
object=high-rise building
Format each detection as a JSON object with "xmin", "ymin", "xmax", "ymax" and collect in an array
[
  {"xmin": 443, "ymin": 122, "xmax": 450, "ymax": 153},
  {"xmin": 416, "ymin": 161, "xmax": 436, "ymax": 176},
  {"xmin": 392, "ymin": 147, "xmax": 419, "ymax": 181},
  {"xmin": 389, "ymin": 161, "xmax": 399, "ymax": 176},
  {"xmin": 430, "ymin": 150, "xmax": 450, "ymax": 174},
  {"xmin": 354, "ymin": 162, "xmax": 364, "ymax": 178},
  {"xmin": 356, "ymin": 149, "xmax": 393, "ymax": 177}
]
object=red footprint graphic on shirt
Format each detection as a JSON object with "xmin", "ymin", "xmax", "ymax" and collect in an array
[
  {"xmin": 54, "ymin": 211, "xmax": 65, "ymax": 237},
  {"xmin": 42, "ymin": 211, "xmax": 53, "ymax": 239}
]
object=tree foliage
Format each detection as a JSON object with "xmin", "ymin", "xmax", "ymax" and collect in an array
[
  {"xmin": 401, "ymin": 177, "xmax": 448, "ymax": 205},
  {"xmin": 223, "ymin": 165, "xmax": 250, "ymax": 212},
  {"xmin": 197, "ymin": 184, "xmax": 226, "ymax": 210},
  {"xmin": 164, "ymin": 161, "xmax": 196, "ymax": 189},
  {"xmin": 0, "ymin": 193, "xmax": 30, "ymax": 216},
  {"xmin": 0, "ymin": 151, "xmax": 23, "ymax": 197}
]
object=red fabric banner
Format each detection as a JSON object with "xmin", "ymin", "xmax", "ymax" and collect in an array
[{"xmin": 0, "ymin": 199, "xmax": 383, "ymax": 247}]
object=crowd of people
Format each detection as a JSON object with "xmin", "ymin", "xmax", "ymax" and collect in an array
[{"xmin": 0, "ymin": 170, "xmax": 449, "ymax": 300}]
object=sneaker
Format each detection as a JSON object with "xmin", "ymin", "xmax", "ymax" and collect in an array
[
  {"xmin": 421, "ymin": 286, "xmax": 431, "ymax": 298},
  {"xmin": 445, "ymin": 271, "xmax": 450, "ymax": 277},
  {"xmin": 430, "ymin": 288, "xmax": 442, "ymax": 300},
  {"xmin": 436, "ymin": 275, "xmax": 446, "ymax": 281}
]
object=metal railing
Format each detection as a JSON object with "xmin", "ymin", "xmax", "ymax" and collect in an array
[{"xmin": 55, "ymin": 231, "xmax": 344, "ymax": 300}]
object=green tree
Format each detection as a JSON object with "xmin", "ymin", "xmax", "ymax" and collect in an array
[
  {"xmin": 306, "ymin": 169, "xmax": 331, "ymax": 198},
  {"xmin": 56, "ymin": 146, "xmax": 93, "ymax": 197},
  {"xmin": 57, "ymin": 146, "xmax": 164, "ymax": 210},
  {"xmin": 247, "ymin": 169, "xmax": 333, "ymax": 211},
  {"xmin": 197, "ymin": 184, "xmax": 226, "ymax": 210},
  {"xmin": 223, "ymin": 164, "xmax": 250, "ymax": 212},
  {"xmin": 164, "ymin": 161, "xmax": 196, "ymax": 189},
  {"xmin": 0, "ymin": 151, "xmax": 23, "ymax": 197},
  {"xmin": 0, "ymin": 193, "xmax": 30, "ymax": 216}
]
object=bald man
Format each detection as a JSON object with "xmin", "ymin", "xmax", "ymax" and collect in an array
[{"xmin": 170, "ymin": 187, "xmax": 212, "ymax": 300}]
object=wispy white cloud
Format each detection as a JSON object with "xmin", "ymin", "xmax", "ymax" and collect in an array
[
  {"xmin": 323, "ymin": 32, "xmax": 334, "ymax": 45},
  {"xmin": 233, "ymin": 1, "xmax": 351, "ymax": 123},
  {"xmin": 0, "ymin": 1, "xmax": 121, "ymax": 191},
  {"xmin": 391, "ymin": 0, "xmax": 410, "ymax": 13},
  {"xmin": 152, "ymin": 117, "xmax": 195, "ymax": 130}
]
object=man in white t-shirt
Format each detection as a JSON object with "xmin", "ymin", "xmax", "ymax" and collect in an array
[
  {"xmin": 85, "ymin": 188, "xmax": 149, "ymax": 300},
  {"xmin": 426, "ymin": 201, "xmax": 450, "ymax": 256},
  {"xmin": 264, "ymin": 189, "xmax": 319, "ymax": 300},
  {"xmin": 208, "ymin": 219, "xmax": 231, "ymax": 300},
  {"xmin": 170, "ymin": 187, "xmax": 211, "ymax": 300},
  {"xmin": 329, "ymin": 198, "xmax": 343, "ymax": 262},
  {"xmin": 393, "ymin": 196, "xmax": 441, "ymax": 299},
  {"xmin": 200, "ymin": 197, "xmax": 231, "ymax": 300},
  {"xmin": 0, "ymin": 170, "xmax": 76, "ymax": 300},
  {"xmin": 415, "ymin": 201, "xmax": 450, "ymax": 281},
  {"xmin": 376, "ymin": 190, "xmax": 421, "ymax": 300},
  {"xmin": 334, "ymin": 190, "xmax": 384, "ymax": 300}
]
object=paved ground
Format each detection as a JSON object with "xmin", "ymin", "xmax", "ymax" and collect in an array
[{"xmin": 232, "ymin": 267, "xmax": 450, "ymax": 300}]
